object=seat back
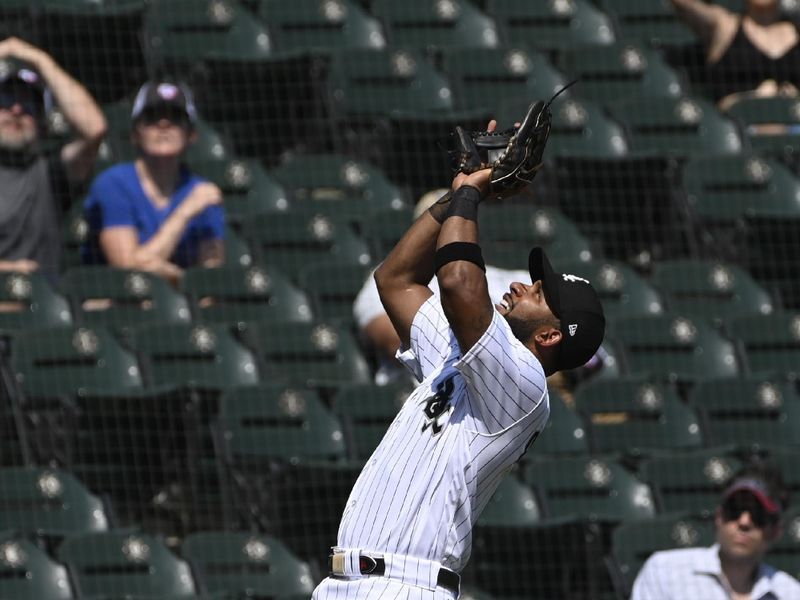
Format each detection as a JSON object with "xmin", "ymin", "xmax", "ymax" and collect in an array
[
  {"xmin": 478, "ymin": 475, "xmax": 541, "ymax": 527},
  {"xmin": 725, "ymin": 96, "xmax": 800, "ymax": 160},
  {"xmin": 297, "ymin": 263, "xmax": 372, "ymax": 324},
  {"xmin": 0, "ymin": 534, "xmax": 74, "ymax": 599},
  {"xmin": 0, "ymin": 272, "xmax": 72, "ymax": 331},
  {"xmin": 728, "ymin": 313, "xmax": 800, "ymax": 377},
  {"xmin": 600, "ymin": 0, "xmax": 696, "ymax": 46},
  {"xmin": 57, "ymin": 532, "xmax": 197, "ymax": 598},
  {"xmin": 534, "ymin": 389, "xmax": 590, "ymax": 456}
]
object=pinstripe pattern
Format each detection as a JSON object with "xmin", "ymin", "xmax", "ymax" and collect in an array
[{"xmin": 313, "ymin": 297, "xmax": 549, "ymax": 599}]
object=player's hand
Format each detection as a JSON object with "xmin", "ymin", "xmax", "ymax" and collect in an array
[
  {"xmin": 178, "ymin": 182, "xmax": 223, "ymax": 220},
  {"xmin": 0, "ymin": 37, "xmax": 48, "ymax": 67},
  {"xmin": 452, "ymin": 119, "xmax": 496, "ymax": 194}
]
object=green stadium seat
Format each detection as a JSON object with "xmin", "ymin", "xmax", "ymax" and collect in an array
[
  {"xmin": 688, "ymin": 378, "xmax": 800, "ymax": 449},
  {"xmin": 767, "ymin": 506, "xmax": 800, "ymax": 581},
  {"xmin": 725, "ymin": 96, "xmax": 800, "ymax": 164},
  {"xmin": 534, "ymin": 389, "xmax": 590, "ymax": 456},
  {"xmin": 217, "ymin": 384, "xmax": 347, "ymax": 464},
  {"xmin": 599, "ymin": 0, "xmax": 697, "ymax": 47},
  {"xmin": 182, "ymin": 265, "xmax": 313, "ymax": 325},
  {"xmin": 523, "ymin": 455, "xmax": 656, "ymax": 521},
  {"xmin": 479, "ymin": 205, "xmax": 597, "ymax": 271},
  {"xmin": 0, "ymin": 533, "xmax": 74, "ymax": 599},
  {"xmin": 63, "ymin": 200, "xmax": 91, "ymax": 270},
  {"xmin": 145, "ymin": 0, "xmax": 273, "ymax": 64},
  {"xmin": 372, "ymin": 0, "xmax": 499, "ymax": 49},
  {"xmin": 326, "ymin": 48, "xmax": 455, "ymax": 116},
  {"xmin": 11, "ymin": 326, "xmax": 143, "ymax": 397},
  {"xmin": 0, "ymin": 467, "xmax": 108, "ymax": 536},
  {"xmin": 129, "ymin": 322, "xmax": 260, "ymax": 388},
  {"xmin": 242, "ymin": 321, "xmax": 371, "ymax": 390},
  {"xmin": 728, "ymin": 312, "xmax": 800, "ymax": 377},
  {"xmin": 486, "ymin": 0, "xmax": 616, "ymax": 50},
  {"xmin": 574, "ymin": 377, "xmax": 702, "ymax": 455},
  {"xmin": 331, "ymin": 381, "xmax": 414, "ymax": 461},
  {"xmin": 297, "ymin": 263, "xmax": 371, "ymax": 324},
  {"xmin": 189, "ymin": 159, "xmax": 290, "ymax": 223},
  {"xmin": 60, "ymin": 267, "xmax": 191, "ymax": 330},
  {"xmin": 681, "ymin": 155, "xmax": 800, "ymax": 258},
  {"xmin": 459, "ymin": 586, "xmax": 499, "ymax": 600},
  {"xmin": 240, "ymin": 211, "xmax": 372, "ymax": 282},
  {"xmin": 361, "ymin": 205, "xmax": 415, "ymax": 260},
  {"xmin": 743, "ymin": 216, "xmax": 800, "ymax": 310},
  {"xmin": 222, "ymin": 228, "xmax": 254, "ymax": 268},
  {"xmin": 443, "ymin": 46, "xmax": 568, "ymax": 113},
  {"xmin": 57, "ymin": 531, "xmax": 198, "ymax": 598},
  {"xmin": 258, "ymin": 0, "xmax": 386, "ymax": 52},
  {"xmin": 611, "ymin": 95, "xmax": 743, "ymax": 157},
  {"xmin": 478, "ymin": 474, "xmax": 541, "ymax": 526},
  {"xmin": 181, "ymin": 531, "xmax": 315, "ymax": 598},
  {"xmin": 611, "ymin": 314, "xmax": 740, "ymax": 383},
  {"xmin": 556, "ymin": 43, "xmax": 685, "ymax": 104},
  {"xmin": 555, "ymin": 259, "xmax": 664, "ymax": 322},
  {"xmin": 638, "ymin": 448, "xmax": 744, "ymax": 514},
  {"xmin": 651, "ymin": 260, "xmax": 775, "ymax": 324},
  {"xmin": 609, "ymin": 512, "xmax": 716, "ymax": 597},
  {"xmin": 0, "ymin": 272, "xmax": 72, "ymax": 331},
  {"xmin": 267, "ymin": 154, "xmax": 409, "ymax": 228}
]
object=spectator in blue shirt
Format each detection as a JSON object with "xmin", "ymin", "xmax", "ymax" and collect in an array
[
  {"xmin": 83, "ymin": 80, "xmax": 224, "ymax": 283},
  {"xmin": 632, "ymin": 462, "xmax": 800, "ymax": 600}
]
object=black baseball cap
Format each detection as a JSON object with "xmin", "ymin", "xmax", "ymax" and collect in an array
[
  {"xmin": 722, "ymin": 476, "xmax": 783, "ymax": 517},
  {"xmin": 528, "ymin": 247, "xmax": 606, "ymax": 371},
  {"xmin": 0, "ymin": 58, "xmax": 50, "ymax": 118},
  {"xmin": 131, "ymin": 80, "xmax": 197, "ymax": 126}
]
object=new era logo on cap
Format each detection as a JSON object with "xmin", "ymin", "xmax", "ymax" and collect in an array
[{"xmin": 568, "ymin": 324, "xmax": 578, "ymax": 336}]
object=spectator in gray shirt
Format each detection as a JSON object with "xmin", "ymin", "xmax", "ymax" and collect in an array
[
  {"xmin": 633, "ymin": 462, "xmax": 800, "ymax": 600},
  {"xmin": 0, "ymin": 36, "xmax": 106, "ymax": 275}
]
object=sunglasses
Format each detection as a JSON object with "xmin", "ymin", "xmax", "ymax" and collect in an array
[
  {"xmin": 0, "ymin": 89, "xmax": 43, "ymax": 118},
  {"xmin": 721, "ymin": 493, "xmax": 778, "ymax": 529},
  {"xmin": 137, "ymin": 106, "xmax": 191, "ymax": 128}
]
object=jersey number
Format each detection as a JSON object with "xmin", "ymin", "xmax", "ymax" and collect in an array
[{"xmin": 421, "ymin": 376, "xmax": 455, "ymax": 436}]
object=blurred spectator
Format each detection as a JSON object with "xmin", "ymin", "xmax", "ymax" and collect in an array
[
  {"xmin": 82, "ymin": 80, "xmax": 224, "ymax": 283},
  {"xmin": 671, "ymin": 0, "xmax": 800, "ymax": 110},
  {"xmin": 0, "ymin": 37, "xmax": 106, "ymax": 275},
  {"xmin": 632, "ymin": 461, "xmax": 800, "ymax": 599}
]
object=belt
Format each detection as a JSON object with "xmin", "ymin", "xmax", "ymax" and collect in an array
[{"xmin": 328, "ymin": 552, "xmax": 460, "ymax": 596}]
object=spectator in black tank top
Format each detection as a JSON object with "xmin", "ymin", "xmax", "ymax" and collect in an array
[{"xmin": 671, "ymin": 0, "xmax": 800, "ymax": 110}]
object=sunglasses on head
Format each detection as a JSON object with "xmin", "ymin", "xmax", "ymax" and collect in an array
[
  {"xmin": 0, "ymin": 88, "xmax": 43, "ymax": 118},
  {"xmin": 722, "ymin": 492, "xmax": 778, "ymax": 528},
  {"xmin": 138, "ymin": 105, "xmax": 190, "ymax": 127}
]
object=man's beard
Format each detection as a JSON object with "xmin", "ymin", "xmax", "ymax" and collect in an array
[
  {"xmin": 0, "ymin": 129, "xmax": 36, "ymax": 151},
  {"xmin": 505, "ymin": 313, "xmax": 560, "ymax": 345}
]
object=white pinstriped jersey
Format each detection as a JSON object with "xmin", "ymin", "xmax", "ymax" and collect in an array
[{"xmin": 335, "ymin": 295, "xmax": 549, "ymax": 573}]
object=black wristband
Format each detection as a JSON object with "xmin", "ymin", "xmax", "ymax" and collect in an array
[
  {"xmin": 428, "ymin": 190, "xmax": 452, "ymax": 224},
  {"xmin": 444, "ymin": 185, "xmax": 482, "ymax": 222},
  {"xmin": 434, "ymin": 242, "xmax": 486, "ymax": 273}
]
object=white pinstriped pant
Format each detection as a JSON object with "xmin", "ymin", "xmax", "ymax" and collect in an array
[{"xmin": 312, "ymin": 576, "xmax": 459, "ymax": 600}]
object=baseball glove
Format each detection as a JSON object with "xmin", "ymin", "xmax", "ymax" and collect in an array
[{"xmin": 449, "ymin": 82, "xmax": 575, "ymax": 196}]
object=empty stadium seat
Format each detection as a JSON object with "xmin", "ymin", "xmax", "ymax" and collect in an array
[
  {"xmin": 11, "ymin": 326, "xmax": 143, "ymax": 397},
  {"xmin": 639, "ymin": 448, "xmax": 744, "ymax": 514},
  {"xmin": 372, "ymin": 0, "xmax": 499, "ymax": 49},
  {"xmin": 651, "ymin": 260, "xmax": 775, "ymax": 323},
  {"xmin": 555, "ymin": 259, "xmax": 665, "ymax": 322},
  {"xmin": 360, "ymin": 205, "xmax": 415, "ymax": 260},
  {"xmin": 725, "ymin": 96, "xmax": 800, "ymax": 164},
  {"xmin": 609, "ymin": 512, "xmax": 715, "ymax": 597},
  {"xmin": 190, "ymin": 159, "xmax": 290, "ymax": 223},
  {"xmin": 486, "ymin": 0, "xmax": 616, "ymax": 49},
  {"xmin": 62, "ymin": 200, "xmax": 91, "ymax": 270},
  {"xmin": 181, "ymin": 531, "xmax": 316, "ymax": 598},
  {"xmin": 242, "ymin": 321, "xmax": 371, "ymax": 390},
  {"xmin": 611, "ymin": 314, "xmax": 740, "ymax": 383},
  {"xmin": 60, "ymin": 267, "xmax": 191, "ymax": 329},
  {"xmin": 0, "ymin": 272, "xmax": 72, "ymax": 331},
  {"xmin": 688, "ymin": 378, "xmax": 800, "ymax": 449},
  {"xmin": 478, "ymin": 474, "xmax": 541, "ymax": 527},
  {"xmin": 574, "ymin": 377, "xmax": 703, "ymax": 455},
  {"xmin": 223, "ymin": 228, "xmax": 255, "ymax": 268},
  {"xmin": 599, "ymin": 0, "xmax": 697, "ymax": 47},
  {"xmin": 743, "ymin": 216, "xmax": 800, "ymax": 310},
  {"xmin": 130, "ymin": 322, "xmax": 260, "ymax": 388},
  {"xmin": 332, "ymin": 381, "xmax": 412, "ymax": 461},
  {"xmin": 240, "ymin": 211, "xmax": 372, "ymax": 281},
  {"xmin": 217, "ymin": 384, "xmax": 347, "ymax": 464},
  {"xmin": 297, "ymin": 263, "xmax": 372, "ymax": 324},
  {"xmin": 556, "ymin": 43, "xmax": 685, "ymax": 104},
  {"xmin": 57, "ymin": 531, "xmax": 198, "ymax": 598},
  {"xmin": 0, "ymin": 467, "xmax": 109, "ymax": 536},
  {"xmin": 0, "ymin": 533, "xmax": 74, "ymax": 599},
  {"xmin": 523, "ymin": 455, "xmax": 656, "ymax": 521},
  {"xmin": 182, "ymin": 265, "xmax": 313, "ymax": 324},
  {"xmin": 534, "ymin": 388, "xmax": 590, "ymax": 456},
  {"xmin": 258, "ymin": 0, "xmax": 386, "ymax": 51},
  {"xmin": 611, "ymin": 95, "xmax": 742, "ymax": 157},
  {"xmin": 728, "ymin": 312, "xmax": 800, "ymax": 377},
  {"xmin": 479, "ymin": 205, "xmax": 597, "ymax": 271},
  {"xmin": 443, "ymin": 46, "xmax": 568, "ymax": 113}
]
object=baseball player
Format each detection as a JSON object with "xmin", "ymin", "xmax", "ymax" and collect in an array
[{"xmin": 312, "ymin": 117, "xmax": 606, "ymax": 599}]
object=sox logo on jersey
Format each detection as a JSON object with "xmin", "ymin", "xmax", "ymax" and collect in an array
[{"xmin": 421, "ymin": 375, "xmax": 455, "ymax": 435}]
